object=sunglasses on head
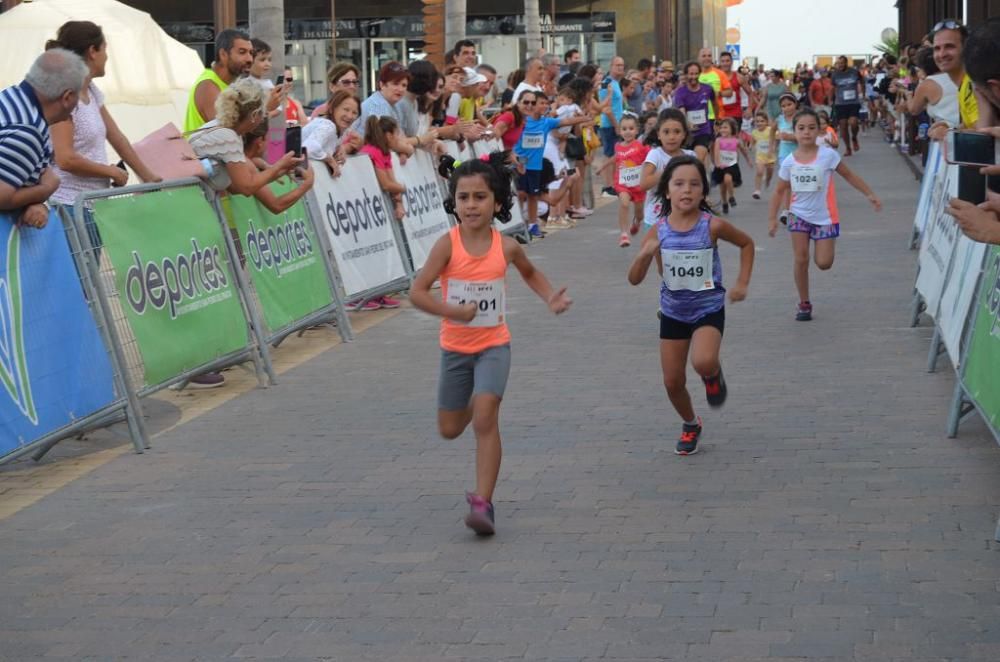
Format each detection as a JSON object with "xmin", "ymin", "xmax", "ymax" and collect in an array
[{"xmin": 932, "ymin": 20, "xmax": 963, "ymax": 33}]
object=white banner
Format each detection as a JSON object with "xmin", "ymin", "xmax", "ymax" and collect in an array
[
  {"xmin": 310, "ymin": 157, "xmax": 408, "ymax": 297},
  {"xmin": 939, "ymin": 236, "xmax": 988, "ymax": 365},
  {"xmin": 392, "ymin": 150, "xmax": 453, "ymax": 270},
  {"xmin": 913, "ymin": 141, "xmax": 943, "ymax": 237},
  {"xmin": 915, "ymin": 162, "xmax": 959, "ymax": 319}
]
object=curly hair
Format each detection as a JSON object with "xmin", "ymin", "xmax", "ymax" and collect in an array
[
  {"xmin": 443, "ymin": 157, "xmax": 514, "ymax": 224},
  {"xmin": 215, "ymin": 77, "xmax": 264, "ymax": 130},
  {"xmin": 653, "ymin": 155, "xmax": 714, "ymax": 218}
]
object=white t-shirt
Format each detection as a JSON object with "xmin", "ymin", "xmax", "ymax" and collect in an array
[
  {"xmin": 778, "ymin": 145, "xmax": 842, "ymax": 226},
  {"xmin": 302, "ymin": 117, "xmax": 341, "ymax": 160},
  {"xmin": 642, "ymin": 147, "xmax": 697, "ymax": 225},
  {"xmin": 512, "ymin": 81, "xmax": 542, "ymax": 104},
  {"xmin": 555, "ymin": 103, "xmax": 580, "ymax": 134}
]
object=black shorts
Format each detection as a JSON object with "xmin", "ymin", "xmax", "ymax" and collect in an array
[
  {"xmin": 711, "ymin": 164, "xmax": 742, "ymax": 187},
  {"xmin": 517, "ymin": 169, "xmax": 543, "ymax": 195},
  {"xmin": 834, "ymin": 104, "xmax": 861, "ymax": 120},
  {"xmin": 691, "ymin": 133, "xmax": 714, "ymax": 150},
  {"xmin": 659, "ymin": 308, "xmax": 725, "ymax": 340}
]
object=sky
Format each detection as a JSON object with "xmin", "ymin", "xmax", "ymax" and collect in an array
[{"xmin": 727, "ymin": 0, "xmax": 899, "ymax": 69}]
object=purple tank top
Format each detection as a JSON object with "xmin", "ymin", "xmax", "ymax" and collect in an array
[{"xmin": 658, "ymin": 212, "xmax": 725, "ymax": 322}]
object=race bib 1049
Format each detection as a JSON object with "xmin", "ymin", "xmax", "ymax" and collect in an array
[
  {"xmin": 661, "ymin": 248, "xmax": 715, "ymax": 292},
  {"xmin": 618, "ymin": 166, "xmax": 642, "ymax": 188},
  {"xmin": 521, "ymin": 133, "xmax": 544, "ymax": 150},
  {"xmin": 687, "ymin": 109, "xmax": 707, "ymax": 126},
  {"xmin": 790, "ymin": 164, "xmax": 823, "ymax": 192},
  {"xmin": 446, "ymin": 278, "xmax": 506, "ymax": 327}
]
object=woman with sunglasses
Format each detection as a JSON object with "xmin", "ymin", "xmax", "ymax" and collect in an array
[
  {"xmin": 492, "ymin": 93, "xmax": 533, "ymax": 150},
  {"xmin": 310, "ymin": 62, "xmax": 362, "ymax": 119}
]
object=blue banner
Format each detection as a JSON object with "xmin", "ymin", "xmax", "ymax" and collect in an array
[{"xmin": 0, "ymin": 210, "xmax": 116, "ymax": 459}]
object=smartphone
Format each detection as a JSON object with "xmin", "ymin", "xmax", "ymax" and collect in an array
[
  {"xmin": 285, "ymin": 125, "xmax": 302, "ymax": 157},
  {"xmin": 945, "ymin": 129, "xmax": 997, "ymax": 167},
  {"xmin": 566, "ymin": 167, "xmax": 577, "ymax": 176},
  {"xmin": 275, "ymin": 74, "xmax": 285, "ymax": 86}
]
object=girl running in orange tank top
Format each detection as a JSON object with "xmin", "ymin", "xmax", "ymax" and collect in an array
[{"xmin": 410, "ymin": 158, "xmax": 572, "ymax": 536}]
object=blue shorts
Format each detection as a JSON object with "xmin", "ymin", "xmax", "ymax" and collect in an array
[
  {"xmin": 517, "ymin": 169, "xmax": 543, "ymax": 195},
  {"xmin": 599, "ymin": 126, "xmax": 619, "ymax": 158},
  {"xmin": 788, "ymin": 213, "xmax": 840, "ymax": 240}
]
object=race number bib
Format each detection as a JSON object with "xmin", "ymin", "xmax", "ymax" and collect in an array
[
  {"xmin": 719, "ymin": 150, "xmax": 738, "ymax": 168},
  {"xmin": 521, "ymin": 133, "xmax": 544, "ymax": 149},
  {"xmin": 446, "ymin": 278, "xmax": 506, "ymax": 327},
  {"xmin": 790, "ymin": 165, "xmax": 823, "ymax": 192},
  {"xmin": 841, "ymin": 88, "xmax": 857, "ymax": 102},
  {"xmin": 756, "ymin": 141, "xmax": 771, "ymax": 155},
  {"xmin": 687, "ymin": 109, "xmax": 707, "ymax": 126},
  {"xmin": 618, "ymin": 166, "xmax": 642, "ymax": 188},
  {"xmin": 661, "ymin": 248, "xmax": 715, "ymax": 292}
]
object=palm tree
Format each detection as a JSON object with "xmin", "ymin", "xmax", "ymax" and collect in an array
[
  {"xmin": 446, "ymin": 0, "xmax": 466, "ymax": 54},
  {"xmin": 523, "ymin": 0, "xmax": 542, "ymax": 58},
  {"xmin": 873, "ymin": 35, "xmax": 900, "ymax": 58}
]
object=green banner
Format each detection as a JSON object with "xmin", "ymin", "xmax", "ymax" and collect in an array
[
  {"xmin": 92, "ymin": 186, "xmax": 249, "ymax": 386},
  {"xmin": 226, "ymin": 180, "xmax": 333, "ymax": 333},
  {"xmin": 964, "ymin": 245, "xmax": 1000, "ymax": 432}
]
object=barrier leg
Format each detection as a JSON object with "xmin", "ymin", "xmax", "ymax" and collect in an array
[
  {"xmin": 909, "ymin": 292, "xmax": 925, "ymax": 327},
  {"xmin": 211, "ymin": 196, "xmax": 278, "ymax": 387},
  {"xmin": 926, "ymin": 327, "xmax": 944, "ymax": 373},
  {"xmin": 64, "ymin": 206, "xmax": 150, "ymax": 453}
]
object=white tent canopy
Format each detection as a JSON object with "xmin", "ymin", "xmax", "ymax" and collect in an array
[{"xmin": 0, "ymin": 0, "xmax": 205, "ymax": 148}]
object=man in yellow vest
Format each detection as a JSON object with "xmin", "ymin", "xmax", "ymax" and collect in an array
[
  {"xmin": 697, "ymin": 47, "xmax": 734, "ymax": 120},
  {"xmin": 184, "ymin": 29, "xmax": 254, "ymax": 132}
]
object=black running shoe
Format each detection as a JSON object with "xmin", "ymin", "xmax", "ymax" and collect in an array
[
  {"xmin": 796, "ymin": 301, "xmax": 813, "ymax": 321},
  {"xmin": 702, "ymin": 369, "xmax": 728, "ymax": 408},
  {"xmin": 729, "ymin": 196, "xmax": 737, "ymax": 208},
  {"xmin": 722, "ymin": 203, "xmax": 730, "ymax": 214},
  {"xmin": 675, "ymin": 417, "xmax": 703, "ymax": 455},
  {"xmin": 779, "ymin": 210, "xmax": 789, "ymax": 226}
]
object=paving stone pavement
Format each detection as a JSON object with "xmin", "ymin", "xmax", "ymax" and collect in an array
[{"xmin": 1, "ymin": 134, "xmax": 999, "ymax": 661}]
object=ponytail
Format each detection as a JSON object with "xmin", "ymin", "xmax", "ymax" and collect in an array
[
  {"xmin": 46, "ymin": 21, "xmax": 104, "ymax": 58},
  {"xmin": 364, "ymin": 115, "xmax": 398, "ymax": 155}
]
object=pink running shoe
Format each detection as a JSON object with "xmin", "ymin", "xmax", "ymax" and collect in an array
[
  {"xmin": 348, "ymin": 299, "xmax": 381, "ymax": 311},
  {"xmin": 619, "ymin": 233, "xmax": 631, "ymax": 247},
  {"xmin": 464, "ymin": 492, "xmax": 495, "ymax": 535},
  {"xmin": 378, "ymin": 295, "xmax": 401, "ymax": 309}
]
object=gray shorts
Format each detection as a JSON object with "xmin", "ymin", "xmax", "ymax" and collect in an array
[{"xmin": 438, "ymin": 344, "xmax": 511, "ymax": 411}]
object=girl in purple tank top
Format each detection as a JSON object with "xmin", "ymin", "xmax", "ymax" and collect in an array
[{"xmin": 627, "ymin": 156, "xmax": 755, "ymax": 456}]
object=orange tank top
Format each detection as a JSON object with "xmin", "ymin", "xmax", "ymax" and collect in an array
[{"xmin": 439, "ymin": 225, "xmax": 511, "ymax": 353}]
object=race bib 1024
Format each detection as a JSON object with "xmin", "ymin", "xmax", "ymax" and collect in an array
[
  {"xmin": 661, "ymin": 248, "xmax": 715, "ymax": 292},
  {"xmin": 446, "ymin": 278, "xmax": 506, "ymax": 327},
  {"xmin": 790, "ymin": 164, "xmax": 823, "ymax": 192}
]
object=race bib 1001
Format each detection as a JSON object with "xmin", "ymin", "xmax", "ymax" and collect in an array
[
  {"xmin": 521, "ymin": 133, "xmax": 544, "ymax": 150},
  {"xmin": 661, "ymin": 248, "xmax": 715, "ymax": 292},
  {"xmin": 790, "ymin": 164, "xmax": 823, "ymax": 192},
  {"xmin": 618, "ymin": 166, "xmax": 642, "ymax": 188},
  {"xmin": 687, "ymin": 109, "xmax": 707, "ymax": 126},
  {"xmin": 446, "ymin": 278, "xmax": 506, "ymax": 327},
  {"xmin": 719, "ymin": 150, "xmax": 738, "ymax": 168}
]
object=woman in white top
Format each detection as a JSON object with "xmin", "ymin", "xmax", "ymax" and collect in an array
[
  {"xmin": 302, "ymin": 90, "xmax": 361, "ymax": 176},
  {"xmin": 48, "ymin": 21, "xmax": 160, "ymax": 207},
  {"xmin": 902, "ymin": 44, "xmax": 962, "ymax": 128},
  {"xmin": 188, "ymin": 78, "xmax": 300, "ymax": 196}
]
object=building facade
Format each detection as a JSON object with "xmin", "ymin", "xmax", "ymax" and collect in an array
[{"xmin": 2, "ymin": 0, "xmax": 726, "ymax": 103}]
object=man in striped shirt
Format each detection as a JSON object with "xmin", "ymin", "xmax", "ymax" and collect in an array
[{"xmin": 0, "ymin": 49, "xmax": 88, "ymax": 229}]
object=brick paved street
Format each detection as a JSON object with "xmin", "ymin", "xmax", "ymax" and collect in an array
[{"xmin": 1, "ymin": 134, "xmax": 999, "ymax": 661}]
